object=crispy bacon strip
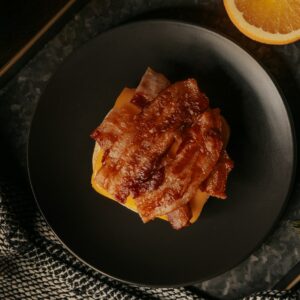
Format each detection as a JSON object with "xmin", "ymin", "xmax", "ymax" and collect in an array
[
  {"xmin": 91, "ymin": 105, "xmax": 136, "ymax": 153},
  {"xmin": 92, "ymin": 68, "xmax": 171, "ymax": 198},
  {"xmin": 91, "ymin": 104, "xmax": 137, "ymax": 191},
  {"xmin": 91, "ymin": 68, "xmax": 170, "ymax": 153},
  {"xmin": 133, "ymin": 70, "xmax": 197, "ymax": 226},
  {"xmin": 198, "ymin": 116, "xmax": 233, "ymax": 200},
  {"xmin": 131, "ymin": 67, "xmax": 170, "ymax": 108},
  {"xmin": 112, "ymin": 79, "xmax": 209, "ymax": 201},
  {"xmin": 135, "ymin": 109, "xmax": 223, "ymax": 222},
  {"xmin": 167, "ymin": 206, "xmax": 192, "ymax": 230},
  {"xmin": 200, "ymin": 151, "xmax": 234, "ymax": 199},
  {"xmin": 167, "ymin": 114, "xmax": 232, "ymax": 229},
  {"xmin": 133, "ymin": 70, "xmax": 196, "ymax": 226}
]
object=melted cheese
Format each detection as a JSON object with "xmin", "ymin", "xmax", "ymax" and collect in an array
[{"xmin": 91, "ymin": 88, "xmax": 210, "ymax": 223}]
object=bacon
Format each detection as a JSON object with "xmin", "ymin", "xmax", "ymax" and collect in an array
[
  {"xmin": 91, "ymin": 105, "xmax": 138, "ymax": 192},
  {"xmin": 131, "ymin": 67, "xmax": 170, "ymax": 108},
  {"xmin": 132, "ymin": 70, "xmax": 201, "ymax": 224},
  {"xmin": 167, "ymin": 206, "xmax": 192, "ymax": 230},
  {"xmin": 177, "ymin": 109, "xmax": 225, "ymax": 207},
  {"xmin": 200, "ymin": 151, "xmax": 234, "ymax": 199},
  {"xmin": 90, "ymin": 105, "xmax": 136, "ymax": 152},
  {"xmin": 93, "ymin": 79, "xmax": 209, "ymax": 203},
  {"xmin": 91, "ymin": 69, "xmax": 234, "ymax": 229},
  {"xmin": 133, "ymin": 70, "xmax": 199, "ymax": 224},
  {"xmin": 92, "ymin": 69, "xmax": 171, "ymax": 198},
  {"xmin": 91, "ymin": 68, "xmax": 170, "ymax": 150},
  {"xmin": 198, "ymin": 116, "xmax": 234, "ymax": 200},
  {"xmin": 113, "ymin": 79, "xmax": 209, "ymax": 202},
  {"xmin": 135, "ymin": 109, "xmax": 223, "ymax": 222}
]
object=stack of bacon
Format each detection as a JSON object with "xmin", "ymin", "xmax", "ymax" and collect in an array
[{"xmin": 91, "ymin": 68, "xmax": 234, "ymax": 230}]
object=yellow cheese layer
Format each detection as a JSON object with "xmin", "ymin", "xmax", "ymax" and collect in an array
[{"xmin": 91, "ymin": 88, "xmax": 210, "ymax": 223}]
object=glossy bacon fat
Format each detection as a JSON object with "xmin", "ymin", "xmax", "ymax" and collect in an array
[{"xmin": 91, "ymin": 68, "xmax": 234, "ymax": 229}]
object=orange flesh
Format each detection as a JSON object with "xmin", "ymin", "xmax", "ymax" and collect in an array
[
  {"xmin": 235, "ymin": 0, "xmax": 300, "ymax": 34},
  {"xmin": 91, "ymin": 88, "xmax": 211, "ymax": 223}
]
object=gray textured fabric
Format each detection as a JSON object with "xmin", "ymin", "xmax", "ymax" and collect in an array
[{"xmin": 0, "ymin": 172, "xmax": 207, "ymax": 300}]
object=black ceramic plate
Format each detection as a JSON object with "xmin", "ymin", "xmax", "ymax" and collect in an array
[{"xmin": 28, "ymin": 21, "xmax": 295, "ymax": 286}]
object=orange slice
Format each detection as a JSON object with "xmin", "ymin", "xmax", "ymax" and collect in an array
[{"xmin": 224, "ymin": 0, "xmax": 300, "ymax": 45}]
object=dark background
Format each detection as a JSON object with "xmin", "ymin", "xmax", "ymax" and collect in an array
[
  {"xmin": 0, "ymin": 0, "xmax": 87, "ymax": 86},
  {"xmin": 0, "ymin": 1, "xmax": 68, "ymax": 68}
]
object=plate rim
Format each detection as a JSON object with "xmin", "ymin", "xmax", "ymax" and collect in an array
[{"xmin": 27, "ymin": 19, "xmax": 297, "ymax": 288}]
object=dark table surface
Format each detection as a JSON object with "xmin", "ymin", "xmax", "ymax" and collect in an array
[
  {"xmin": 0, "ymin": 0, "xmax": 69, "ymax": 69},
  {"xmin": 0, "ymin": 0, "xmax": 299, "ymax": 298}
]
